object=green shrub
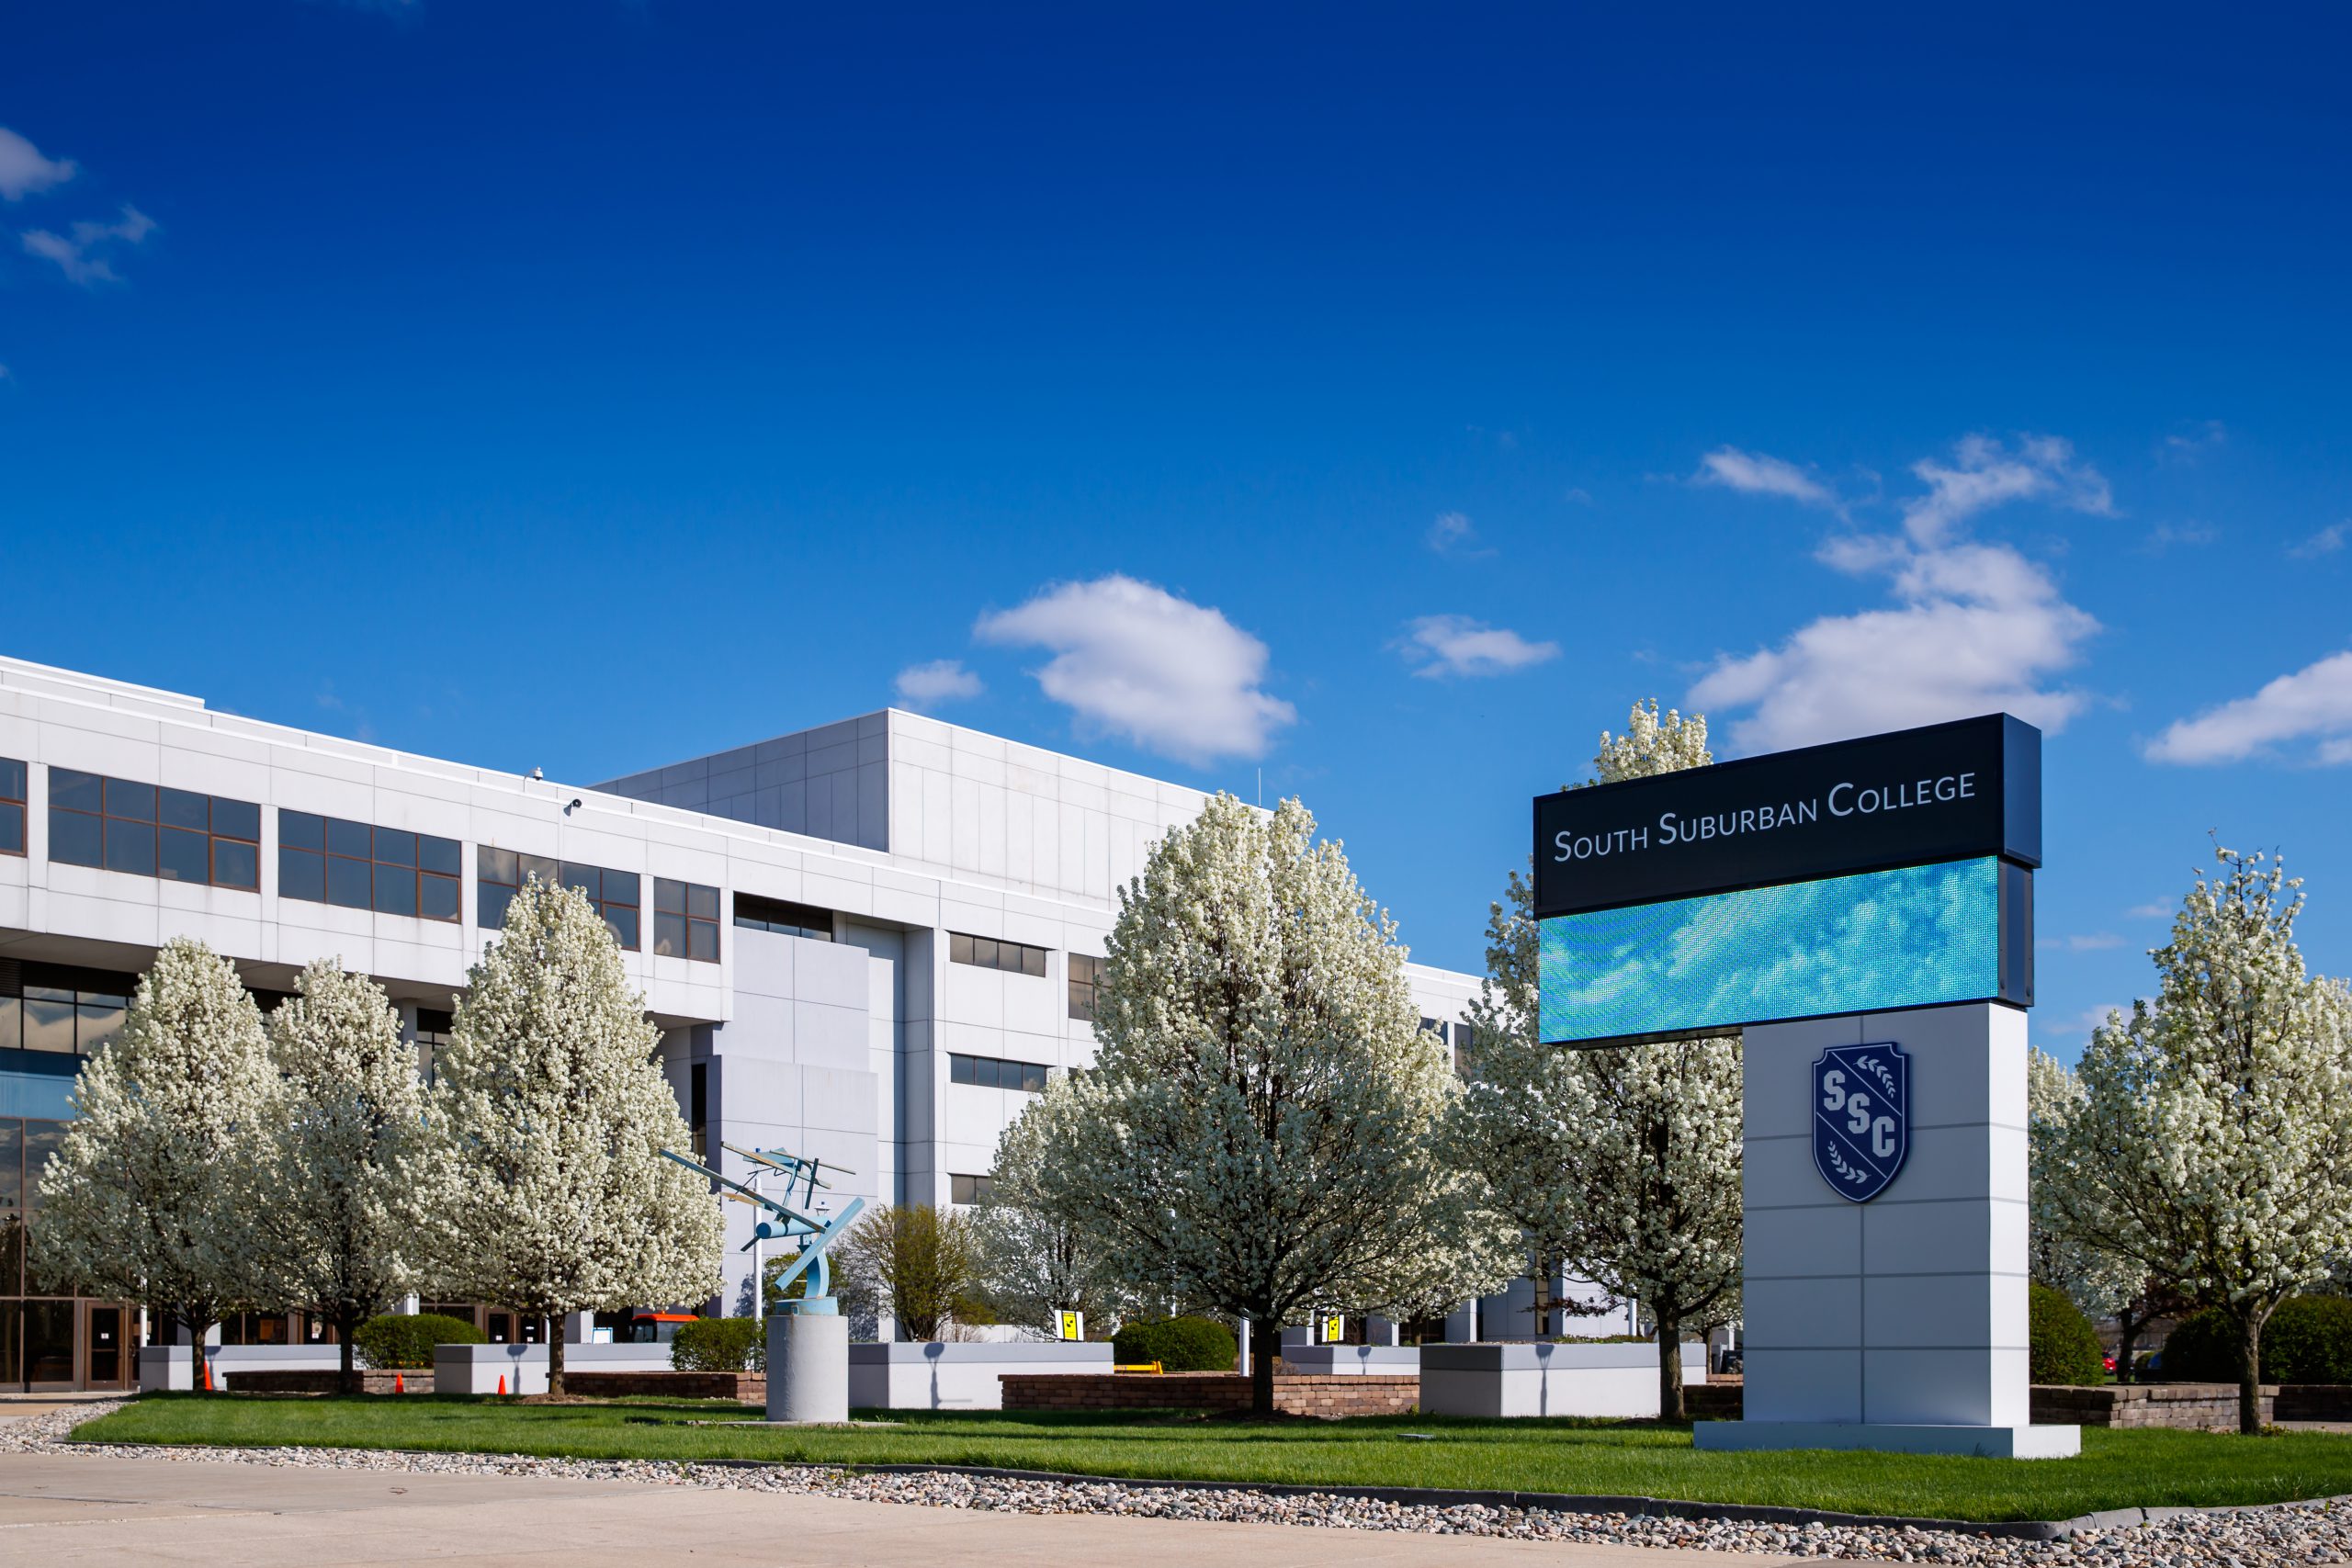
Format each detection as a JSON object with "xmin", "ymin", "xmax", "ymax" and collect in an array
[
  {"xmin": 2162, "ymin": 1296, "xmax": 2352, "ymax": 1384},
  {"xmin": 1113, "ymin": 1314, "xmax": 1237, "ymax": 1372},
  {"xmin": 352, "ymin": 1313, "xmax": 483, "ymax": 1371},
  {"xmin": 2028, "ymin": 1283, "xmax": 2107, "ymax": 1386},
  {"xmin": 671, "ymin": 1316, "xmax": 765, "ymax": 1373}
]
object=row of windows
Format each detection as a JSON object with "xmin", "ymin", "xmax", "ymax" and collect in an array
[
  {"xmin": 0, "ymin": 760, "xmax": 23, "ymax": 857},
  {"xmin": 279, "ymin": 811, "xmax": 463, "ymax": 922},
  {"xmin": 948, "ymin": 1052, "xmax": 1050, "ymax": 1092},
  {"xmin": 0, "ymin": 964, "xmax": 137, "ymax": 1066},
  {"xmin": 733, "ymin": 893, "xmax": 834, "ymax": 942},
  {"xmin": 49, "ymin": 770, "xmax": 260, "ymax": 890},
  {"xmin": 949, "ymin": 931, "xmax": 1049, "ymax": 977}
]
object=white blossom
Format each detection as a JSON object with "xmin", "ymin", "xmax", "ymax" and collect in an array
[
  {"xmin": 2056, "ymin": 848, "xmax": 2352, "ymax": 1432},
  {"xmin": 1026, "ymin": 793, "xmax": 1516, "ymax": 1409},
  {"xmin": 977, "ymin": 1074, "xmax": 1136, "ymax": 1337},
  {"xmin": 248, "ymin": 958, "xmax": 450, "ymax": 1392},
  {"xmin": 32, "ymin": 938, "xmax": 277, "ymax": 1389},
  {"xmin": 429, "ymin": 877, "xmax": 725, "ymax": 1395},
  {"xmin": 1442, "ymin": 700, "xmax": 1742, "ymax": 1419}
]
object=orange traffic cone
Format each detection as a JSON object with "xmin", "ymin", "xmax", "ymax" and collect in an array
[
  {"xmin": 201, "ymin": 1359, "xmax": 213, "ymax": 1393},
  {"xmin": 394, "ymin": 1372, "xmax": 405, "ymax": 1394},
  {"xmin": 497, "ymin": 1374, "xmax": 507, "ymax": 1396}
]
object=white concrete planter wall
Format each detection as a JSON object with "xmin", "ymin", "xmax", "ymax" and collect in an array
[
  {"xmin": 1419, "ymin": 1341, "xmax": 1708, "ymax": 1418},
  {"xmin": 848, "ymin": 1341, "xmax": 1113, "ymax": 1410},
  {"xmin": 1280, "ymin": 1345, "xmax": 1421, "ymax": 1376},
  {"xmin": 138, "ymin": 1344, "xmax": 345, "ymax": 1391},
  {"xmin": 433, "ymin": 1342, "xmax": 676, "ymax": 1396}
]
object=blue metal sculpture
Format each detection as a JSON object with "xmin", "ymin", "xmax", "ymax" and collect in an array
[{"xmin": 662, "ymin": 1142, "xmax": 866, "ymax": 1313}]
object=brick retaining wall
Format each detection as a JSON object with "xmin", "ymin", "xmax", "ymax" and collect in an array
[
  {"xmin": 228, "ymin": 1370, "xmax": 435, "ymax": 1395},
  {"xmin": 2030, "ymin": 1382, "xmax": 2271, "ymax": 1429},
  {"xmin": 1001, "ymin": 1371, "xmax": 1419, "ymax": 1418},
  {"xmin": 2274, "ymin": 1385, "xmax": 2352, "ymax": 1421},
  {"xmin": 562, "ymin": 1371, "xmax": 765, "ymax": 1402}
]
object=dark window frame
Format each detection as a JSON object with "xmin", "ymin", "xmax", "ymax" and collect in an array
[
  {"xmin": 277, "ymin": 810, "xmax": 460, "ymax": 923},
  {"xmin": 947, "ymin": 1052, "xmax": 1050, "ymax": 1093},
  {"xmin": 733, "ymin": 893, "xmax": 833, "ymax": 942},
  {"xmin": 654, "ymin": 878, "xmax": 722, "ymax": 964},
  {"xmin": 948, "ymin": 931, "xmax": 1049, "ymax": 978},
  {"xmin": 46, "ymin": 768, "xmax": 258, "ymax": 890},
  {"xmin": 1068, "ymin": 953, "xmax": 1103, "ymax": 1022},
  {"xmin": 0, "ymin": 758, "xmax": 24, "ymax": 858},
  {"xmin": 949, "ymin": 1173, "xmax": 995, "ymax": 1206}
]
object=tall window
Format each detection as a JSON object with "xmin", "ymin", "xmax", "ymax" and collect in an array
[
  {"xmin": 1068, "ymin": 953, "xmax": 1103, "ymax": 1021},
  {"xmin": 733, "ymin": 894, "xmax": 832, "ymax": 941},
  {"xmin": 0, "ymin": 759, "xmax": 24, "ymax": 856},
  {"xmin": 949, "ymin": 932, "xmax": 1048, "ymax": 977},
  {"xmin": 653, "ymin": 878, "xmax": 720, "ymax": 963},
  {"xmin": 478, "ymin": 848, "xmax": 639, "ymax": 950},
  {"xmin": 413, "ymin": 1007, "xmax": 454, "ymax": 1087},
  {"xmin": 949, "ymin": 1053, "xmax": 1048, "ymax": 1092},
  {"xmin": 278, "ymin": 811, "xmax": 460, "ymax": 921},
  {"xmin": 48, "ymin": 770, "xmax": 259, "ymax": 889}
]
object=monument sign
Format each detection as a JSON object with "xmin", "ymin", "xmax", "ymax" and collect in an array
[{"xmin": 1534, "ymin": 713, "xmax": 2079, "ymax": 1458}]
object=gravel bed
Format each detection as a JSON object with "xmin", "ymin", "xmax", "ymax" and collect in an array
[{"xmin": 7, "ymin": 1402, "xmax": 2348, "ymax": 1563}]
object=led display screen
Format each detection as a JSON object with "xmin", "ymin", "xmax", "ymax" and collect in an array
[{"xmin": 1539, "ymin": 856, "xmax": 2004, "ymax": 1046}]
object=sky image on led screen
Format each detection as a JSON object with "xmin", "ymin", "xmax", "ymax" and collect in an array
[{"xmin": 1539, "ymin": 857, "xmax": 2000, "ymax": 1044}]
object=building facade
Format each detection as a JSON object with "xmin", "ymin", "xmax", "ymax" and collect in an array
[{"xmin": 0, "ymin": 656, "xmax": 1481, "ymax": 1387}]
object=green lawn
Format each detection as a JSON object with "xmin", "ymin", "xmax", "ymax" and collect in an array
[{"xmin": 66, "ymin": 1395, "xmax": 2352, "ymax": 1523}]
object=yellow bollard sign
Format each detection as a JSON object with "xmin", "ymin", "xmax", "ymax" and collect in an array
[{"xmin": 1057, "ymin": 1310, "xmax": 1084, "ymax": 1341}]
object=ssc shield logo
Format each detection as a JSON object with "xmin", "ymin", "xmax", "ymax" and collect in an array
[{"xmin": 1813, "ymin": 1042, "xmax": 1909, "ymax": 1201}]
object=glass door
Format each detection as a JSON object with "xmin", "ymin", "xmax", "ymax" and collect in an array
[
  {"xmin": 84, "ymin": 1303, "xmax": 126, "ymax": 1388},
  {"xmin": 24, "ymin": 1300, "xmax": 74, "ymax": 1390}
]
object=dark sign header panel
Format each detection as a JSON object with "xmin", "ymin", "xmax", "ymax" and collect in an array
[{"xmin": 1532, "ymin": 714, "xmax": 2041, "ymax": 919}]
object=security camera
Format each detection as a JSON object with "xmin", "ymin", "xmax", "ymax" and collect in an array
[{"xmin": 529, "ymin": 767, "xmax": 544, "ymax": 781}]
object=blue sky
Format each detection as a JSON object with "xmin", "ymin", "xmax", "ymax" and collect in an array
[{"xmin": 5, "ymin": 3, "xmax": 2348, "ymax": 1059}]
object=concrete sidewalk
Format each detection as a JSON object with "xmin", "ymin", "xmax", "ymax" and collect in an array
[{"xmin": 0, "ymin": 1451, "xmax": 1803, "ymax": 1567}]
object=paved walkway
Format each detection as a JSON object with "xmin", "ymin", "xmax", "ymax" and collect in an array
[{"xmin": 0, "ymin": 1452, "xmax": 1802, "ymax": 1567}]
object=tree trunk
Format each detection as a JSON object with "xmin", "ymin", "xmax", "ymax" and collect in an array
[
  {"xmin": 185, "ymin": 1312, "xmax": 212, "ymax": 1394},
  {"xmin": 1657, "ymin": 1312, "xmax": 1686, "ymax": 1421},
  {"xmin": 338, "ymin": 1307, "xmax": 359, "ymax": 1395},
  {"xmin": 1532, "ymin": 1255, "xmax": 1557, "ymax": 1339},
  {"xmin": 548, "ymin": 1321, "xmax": 566, "ymax": 1399},
  {"xmin": 1249, "ymin": 1317, "xmax": 1279, "ymax": 1416},
  {"xmin": 2116, "ymin": 1309, "xmax": 2145, "ymax": 1385},
  {"xmin": 2238, "ymin": 1308, "xmax": 2264, "ymax": 1437}
]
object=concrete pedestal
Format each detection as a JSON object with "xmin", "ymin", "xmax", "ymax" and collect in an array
[
  {"xmin": 767, "ymin": 1307, "xmax": 850, "ymax": 1424},
  {"xmin": 1695, "ymin": 1001, "xmax": 2080, "ymax": 1460}
]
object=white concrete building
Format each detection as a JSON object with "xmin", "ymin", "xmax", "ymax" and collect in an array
[{"xmin": 0, "ymin": 655, "xmax": 1482, "ymax": 1389}]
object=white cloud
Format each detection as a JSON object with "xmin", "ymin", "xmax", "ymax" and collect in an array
[
  {"xmin": 893, "ymin": 660, "xmax": 982, "ymax": 711},
  {"xmin": 1690, "ymin": 537, "xmax": 2098, "ymax": 753},
  {"xmin": 2162, "ymin": 419, "xmax": 2227, "ymax": 460},
  {"xmin": 1901, "ymin": 434, "xmax": 2112, "ymax": 547},
  {"xmin": 2290, "ymin": 522, "xmax": 2348, "ymax": 559},
  {"xmin": 0, "ymin": 128, "xmax": 75, "ymax": 201},
  {"xmin": 1427, "ymin": 512, "xmax": 1492, "ymax": 557},
  {"xmin": 975, "ymin": 575, "xmax": 1295, "ymax": 765},
  {"xmin": 2034, "ymin": 1003, "xmax": 2128, "ymax": 1055},
  {"xmin": 2125, "ymin": 900, "xmax": 2174, "ymax": 919},
  {"xmin": 2144, "ymin": 648, "xmax": 2352, "ymax": 766},
  {"xmin": 1695, "ymin": 446, "xmax": 1836, "ymax": 508},
  {"xmin": 2038, "ymin": 932, "xmax": 2123, "ymax": 953},
  {"xmin": 1398, "ymin": 615, "xmax": 1561, "ymax": 680},
  {"xmin": 21, "ymin": 204, "xmax": 156, "ymax": 285},
  {"xmin": 2140, "ymin": 522, "xmax": 2216, "ymax": 553}
]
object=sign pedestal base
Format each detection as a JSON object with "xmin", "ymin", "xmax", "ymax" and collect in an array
[
  {"xmin": 1695, "ymin": 1421, "xmax": 2079, "ymax": 1459},
  {"xmin": 1701, "ymin": 1001, "xmax": 2079, "ymax": 1460},
  {"xmin": 768, "ymin": 1303, "xmax": 850, "ymax": 1424}
]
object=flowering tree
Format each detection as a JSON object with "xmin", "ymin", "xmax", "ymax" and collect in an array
[
  {"xmin": 32, "ymin": 938, "xmax": 276, "ymax": 1392},
  {"xmin": 977, "ymin": 1077, "xmax": 1135, "ymax": 1337},
  {"xmin": 2059, "ymin": 848, "xmax": 2352, "ymax": 1433},
  {"xmin": 250, "ymin": 958, "xmax": 447, "ymax": 1393},
  {"xmin": 1029, "ymin": 794, "xmax": 1515, "ymax": 1412},
  {"xmin": 1444, "ymin": 700, "xmax": 1742, "ymax": 1419},
  {"xmin": 2026, "ymin": 1046, "xmax": 2182, "ymax": 1380},
  {"xmin": 431, "ymin": 877, "xmax": 724, "ymax": 1396}
]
